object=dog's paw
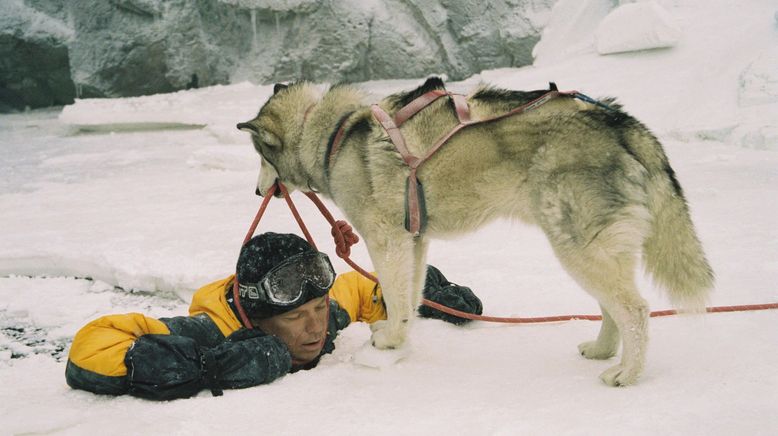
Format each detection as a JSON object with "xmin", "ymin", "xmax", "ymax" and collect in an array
[
  {"xmin": 369, "ymin": 320, "xmax": 387, "ymax": 333},
  {"xmin": 578, "ymin": 340, "xmax": 617, "ymax": 360},
  {"xmin": 599, "ymin": 364, "xmax": 641, "ymax": 387},
  {"xmin": 353, "ymin": 340, "xmax": 411, "ymax": 368},
  {"xmin": 370, "ymin": 325, "xmax": 406, "ymax": 350}
]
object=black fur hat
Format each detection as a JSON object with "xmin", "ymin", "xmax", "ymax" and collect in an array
[{"xmin": 235, "ymin": 232, "xmax": 319, "ymax": 320}]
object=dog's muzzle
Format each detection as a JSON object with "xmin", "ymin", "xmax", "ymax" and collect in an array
[{"xmin": 256, "ymin": 181, "xmax": 284, "ymax": 198}]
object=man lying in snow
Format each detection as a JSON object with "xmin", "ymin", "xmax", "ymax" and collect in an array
[{"xmin": 65, "ymin": 232, "xmax": 483, "ymax": 400}]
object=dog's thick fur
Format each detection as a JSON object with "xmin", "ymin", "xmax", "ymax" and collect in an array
[{"xmin": 239, "ymin": 78, "xmax": 714, "ymax": 386}]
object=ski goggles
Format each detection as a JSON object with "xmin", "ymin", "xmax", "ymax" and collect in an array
[{"xmin": 238, "ymin": 251, "xmax": 336, "ymax": 306}]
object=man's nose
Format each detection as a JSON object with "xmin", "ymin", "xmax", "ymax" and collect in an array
[{"xmin": 304, "ymin": 314, "xmax": 325, "ymax": 334}]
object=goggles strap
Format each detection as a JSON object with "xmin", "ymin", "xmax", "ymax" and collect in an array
[{"xmin": 233, "ymin": 278, "xmax": 254, "ymax": 329}]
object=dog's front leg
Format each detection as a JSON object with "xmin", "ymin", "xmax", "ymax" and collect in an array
[
  {"xmin": 363, "ymin": 229, "xmax": 416, "ymax": 350},
  {"xmin": 411, "ymin": 238, "xmax": 429, "ymax": 310}
]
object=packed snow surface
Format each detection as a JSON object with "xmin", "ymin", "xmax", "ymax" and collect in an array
[{"xmin": 1, "ymin": 0, "xmax": 777, "ymax": 434}]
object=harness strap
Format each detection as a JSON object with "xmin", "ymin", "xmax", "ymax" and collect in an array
[
  {"xmin": 371, "ymin": 88, "xmax": 568, "ymax": 236},
  {"xmin": 328, "ymin": 124, "xmax": 348, "ymax": 166},
  {"xmin": 405, "ymin": 167, "xmax": 424, "ymax": 235},
  {"xmin": 325, "ymin": 112, "xmax": 355, "ymax": 180},
  {"xmin": 372, "ymin": 104, "xmax": 427, "ymax": 235},
  {"xmin": 324, "ymin": 85, "xmax": 586, "ymax": 236},
  {"xmin": 423, "ymin": 122, "xmax": 467, "ymax": 162},
  {"xmin": 450, "ymin": 93, "xmax": 471, "ymax": 124},
  {"xmin": 327, "ymin": 89, "xmax": 474, "ymax": 177},
  {"xmin": 371, "ymin": 105, "xmax": 422, "ymax": 169},
  {"xmin": 483, "ymin": 90, "xmax": 562, "ymax": 124},
  {"xmin": 394, "ymin": 89, "xmax": 449, "ymax": 126}
]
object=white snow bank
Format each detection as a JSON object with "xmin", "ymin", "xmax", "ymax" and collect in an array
[
  {"xmin": 668, "ymin": 47, "xmax": 778, "ymax": 149},
  {"xmin": 531, "ymin": 0, "xmax": 613, "ymax": 66},
  {"xmin": 59, "ymin": 82, "xmax": 270, "ymax": 144},
  {"xmin": 0, "ymin": 276, "xmax": 183, "ymax": 363},
  {"xmin": 533, "ymin": 0, "xmax": 682, "ymax": 62},
  {"xmin": 595, "ymin": 1, "xmax": 681, "ymax": 55},
  {"xmin": 519, "ymin": 0, "xmax": 778, "ymax": 148}
]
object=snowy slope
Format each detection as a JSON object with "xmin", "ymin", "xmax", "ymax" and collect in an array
[{"xmin": 1, "ymin": 0, "xmax": 777, "ymax": 434}]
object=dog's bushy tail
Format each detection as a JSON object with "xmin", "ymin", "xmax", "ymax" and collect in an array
[{"xmin": 641, "ymin": 144, "xmax": 714, "ymax": 312}]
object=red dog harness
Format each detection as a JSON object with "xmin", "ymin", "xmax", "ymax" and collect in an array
[{"xmin": 329, "ymin": 83, "xmax": 581, "ymax": 236}]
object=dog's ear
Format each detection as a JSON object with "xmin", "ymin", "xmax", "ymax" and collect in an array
[
  {"xmin": 236, "ymin": 121, "xmax": 259, "ymax": 134},
  {"xmin": 273, "ymin": 83, "xmax": 288, "ymax": 94},
  {"xmin": 422, "ymin": 76, "xmax": 445, "ymax": 90}
]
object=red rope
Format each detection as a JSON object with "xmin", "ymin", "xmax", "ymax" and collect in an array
[
  {"xmin": 277, "ymin": 183, "xmax": 317, "ymax": 249},
  {"xmin": 232, "ymin": 183, "xmax": 279, "ymax": 328},
  {"xmin": 302, "ymin": 191, "xmax": 379, "ymax": 283},
  {"xmin": 241, "ymin": 184, "xmax": 277, "ymax": 245},
  {"xmin": 238, "ymin": 183, "xmax": 778, "ymax": 325},
  {"xmin": 421, "ymin": 299, "xmax": 778, "ymax": 324}
]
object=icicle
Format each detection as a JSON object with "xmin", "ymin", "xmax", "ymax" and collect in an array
[
  {"xmin": 250, "ymin": 9, "xmax": 258, "ymax": 48},
  {"xmin": 274, "ymin": 11, "xmax": 280, "ymax": 35}
]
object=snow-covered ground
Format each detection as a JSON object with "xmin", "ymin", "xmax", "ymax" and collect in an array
[{"xmin": 2, "ymin": 0, "xmax": 777, "ymax": 434}]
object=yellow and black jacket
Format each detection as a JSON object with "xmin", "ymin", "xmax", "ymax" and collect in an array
[{"xmin": 66, "ymin": 266, "xmax": 481, "ymax": 400}]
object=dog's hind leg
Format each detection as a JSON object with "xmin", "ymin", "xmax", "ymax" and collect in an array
[
  {"xmin": 554, "ymin": 230, "xmax": 649, "ymax": 386},
  {"xmin": 534, "ymin": 169, "xmax": 651, "ymax": 386},
  {"xmin": 578, "ymin": 304, "xmax": 619, "ymax": 359},
  {"xmin": 362, "ymin": 226, "xmax": 417, "ymax": 349}
]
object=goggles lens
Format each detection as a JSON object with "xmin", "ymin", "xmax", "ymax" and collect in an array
[{"xmin": 240, "ymin": 252, "xmax": 335, "ymax": 306}]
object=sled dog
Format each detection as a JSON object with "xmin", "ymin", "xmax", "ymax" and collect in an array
[{"xmin": 237, "ymin": 78, "xmax": 714, "ymax": 386}]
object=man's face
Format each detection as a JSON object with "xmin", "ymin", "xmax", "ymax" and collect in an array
[{"xmin": 254, "ymin": 296, "xmax": 328, "ymax": 365}]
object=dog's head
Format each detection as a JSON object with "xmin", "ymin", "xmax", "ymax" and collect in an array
[{"xmin": 238, "ymin": 82, "xmax": 319, "ymax": 197}]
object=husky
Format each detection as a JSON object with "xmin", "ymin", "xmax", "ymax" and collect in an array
[{"xmin": 237, "ymin": 78, "xmax": 714, "ymax": 386}]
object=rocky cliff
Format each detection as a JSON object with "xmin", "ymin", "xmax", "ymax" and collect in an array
[{"xmin": 1, "ymin": 0, "xmax": 553, "ymax": 111}]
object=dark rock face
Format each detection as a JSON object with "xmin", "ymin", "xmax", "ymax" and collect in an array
[
  {"xmin": 1, "ymin": 0, "xmax": 553, "ymax": 112},
  {"xmin": 0, "ymin": 0, "xmax": 76, "ymax": 111},
  {"xmin": 0, "ymin": 33, "xmax": 75, "ymax": 111},
  {"xmin": 66, "ymin": 1, "xmax": 249, "ymax": 99}
]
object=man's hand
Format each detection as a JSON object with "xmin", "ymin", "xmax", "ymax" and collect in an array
[
  {"xmin": 124, "ymin": 329, "xmax": 291, "ymax": 400},
  {"xmin": 418, "ymin": 265, "xmax": 483, "ymax": 325}
]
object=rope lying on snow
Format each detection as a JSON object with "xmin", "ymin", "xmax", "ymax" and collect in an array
[{"xmin": 419, "ymin": 300, "xmax": 778, "ymax": 324}]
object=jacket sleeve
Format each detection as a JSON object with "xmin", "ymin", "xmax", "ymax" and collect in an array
[
  {"xmin": 125, "ymin": 329, "xmax": 291, "ymax": 400},
  {"xmin": 66, "ymin": 313, "xmax": 292, "ymax": 400},
  {"xmin": 158, "ymin": 313, "xmax": 226, "ymax": 348},
  {"xmin": 65, "ymin": 313, "xmax": 171, "ymax": 395}
]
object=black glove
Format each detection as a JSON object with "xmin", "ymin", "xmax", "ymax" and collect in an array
[
  {"xmin": 418, "ymin": 265, "xmax": 483, "ymax": 325},
  {"xmin": 211, "ymin": 328, "xmax": 291, "ymax": 389},
  {"xmin": 125, "ymin": 329, "xmax": 291, "ymax": 400}
]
